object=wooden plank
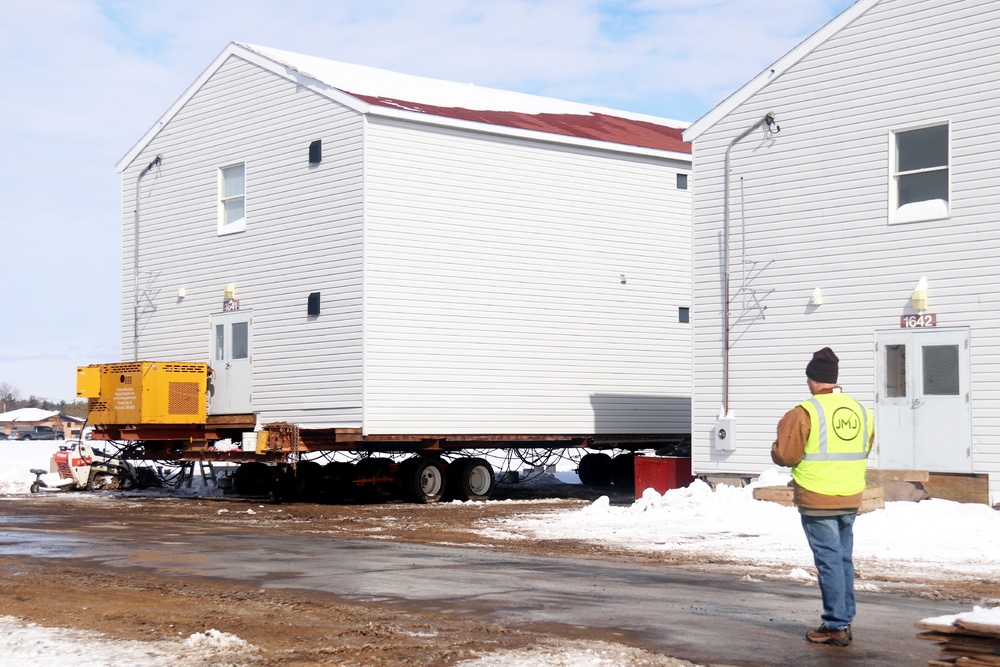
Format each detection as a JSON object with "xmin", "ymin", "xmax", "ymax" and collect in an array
[
  {"xmin": 924, "ymin": 474, "xmax": 990, "ymax": 505},
  {"xmin": 868, "ymin": 469, "xmax": 931, "ymax": 483},
  {"xmin": 752, "ymin": 486, "xmax": 793, "ymax": 505},
  {"xmin": 954, "ymin": 655, "xmax": 1000, "ymax": 666},
  {"xmin": 751, "ymin": 483, "xmax": 884, "ymax": 512},
  {"xmin": 937, "ymin": 635, "xmax": 1000, "ymax": 653},
  {"xmin": 917, "ymin": 623, "xmax": 1000, "ymax": 639},
  {"xmin": 957, "ymin": 621, "xmax": 1000, "ymax": 640}
]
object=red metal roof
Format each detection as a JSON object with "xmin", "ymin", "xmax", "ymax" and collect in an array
[{"xmin": 349, "ymin": 93, "xmax": 690, "ymax": 154}]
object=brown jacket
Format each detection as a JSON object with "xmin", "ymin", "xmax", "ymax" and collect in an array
[{"xmin": 771, "ymin": 387, "xmax": 874, "ymax": 510}]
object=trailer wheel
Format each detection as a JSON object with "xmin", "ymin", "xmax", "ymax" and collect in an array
[
  {"xmin": 448, "ymin": 458, "xmax": 495, "ymax": 501},
  {"xmin": 355, "ymin": 457, "xmax": 395, "ymax": 502},
  {"xmin": 578, "ymin": 453, "xmax": 613, "ymax": 486},
  {"xmin": 233, "ymin": 462, "xmax": 275, "ymax": 497},
  {"xmin": 29, "ymin": 482, "xmax": 40, "ymax": 494},
  {"xmin": 398, "ymin": 457, "xmax": 445, "ymax": 504},
  {"xmin": 277, "ymin": 460, "xmax": 323, "ymax": 500},
  {"xmin": 610, "ymin": 453, "xmax": 636, "ymax": 490},
  {"xmin": 320, "ymin": 461, "xmax": 356, "ymax": 502}
]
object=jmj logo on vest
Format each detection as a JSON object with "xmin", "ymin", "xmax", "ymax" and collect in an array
[{"xmin": 832, "ymin": 407, "xmax": 861, "ymax": 440}]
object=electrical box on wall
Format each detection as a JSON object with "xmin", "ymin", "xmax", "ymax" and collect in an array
[{"xmin": 713, "ymin": 417, "xmax": 737, "ymax": 451}]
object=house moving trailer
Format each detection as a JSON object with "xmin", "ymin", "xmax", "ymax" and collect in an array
[{"xmin": 84, "ymin": 43, "xmax": 694, "ymax": 502}]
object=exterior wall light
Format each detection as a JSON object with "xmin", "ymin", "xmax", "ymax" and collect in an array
[
  {"xmin": 912, "ymin": 276, "xmax": 928, "ymax": 312},
  {"xmin": 810, "ymin": 287, "xmax": 823, "ymax": 306}
]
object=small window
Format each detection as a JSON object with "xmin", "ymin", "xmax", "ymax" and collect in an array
[
  {"xmin": 891, "ymin": 123, "xmax": 949, "ymax": 224},
  {"xmin": 885, "ymin": 344, "xmax": 906, "ymax": 398},
  {"xmin": 219, "ymin": 163, "xmax": 246, "ymax": 235},
  {"xmin": 676, "ymin": 173, "xmax": 688, "ymax": 190},
  {"xmin": 922, "ymin": 345, "xmax": 959, "ymax": 395},
  {"xmin": 232, "ymin": 322, "xmax": 249, "ymax": 360},
  {"xmin": 678, "ymin": 307, "xmax": 690, "ymax": 324},
  {"xmin": 214, "ymin": 325, "xmax": 225, "ymax": 361}
]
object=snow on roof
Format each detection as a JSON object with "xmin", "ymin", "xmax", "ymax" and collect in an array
[
  {"xmin": 120, "ymin": 43, "xmax": 691, "ymax": 172},
  {"xmin": 239, "ymin": 43, "xmax": 690, "ymax": 154},
  {"xmin": 0, "ymin": 408, "xmax": 59, "ymax": 423}
]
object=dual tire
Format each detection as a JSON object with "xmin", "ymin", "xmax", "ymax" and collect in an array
[{"xmin": 447, "ymin": 458, "xmax": 495, "ymax": 502}]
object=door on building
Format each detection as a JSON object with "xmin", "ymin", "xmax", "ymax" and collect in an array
[
  {"xmin": 208, "ymin": 310, "xmax": 253, "ymax": 415},
  {"xmin": 875, "ymin": 328, "xmax": 971, "ymax": 472}
]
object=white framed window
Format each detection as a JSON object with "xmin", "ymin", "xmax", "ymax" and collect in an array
[
  {"xmin": 889, "ymin": 122, "xmax": 949, "ymax": 224},
  {"xmin": 218, "ymin": 162, "xmax": 246, "ymax": 235}
]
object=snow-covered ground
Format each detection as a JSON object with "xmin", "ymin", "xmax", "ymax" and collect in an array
[{"xmin": 2, "ymin": 441, "xmax": 997, "ymax": 665}]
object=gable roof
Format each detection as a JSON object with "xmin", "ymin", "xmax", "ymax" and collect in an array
[
  {"xmin": 119, "ymin": 42, "xmax": 689, "ymax": 172},
  {"xmin": 683, "ymin": 0, "xmax": 878, "ymax": 143},
  {"xmin": 0, "ymin": 408, "xmax": 59, "ymax": 423}
]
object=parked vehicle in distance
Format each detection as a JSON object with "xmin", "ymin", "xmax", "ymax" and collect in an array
[
  {"xmin": 10, "ymin": 425, "xmax": 62, "ymax": 440},
  {"xmin": 0, "ymin": 431, "xmax": 7, "ymax": 440}
]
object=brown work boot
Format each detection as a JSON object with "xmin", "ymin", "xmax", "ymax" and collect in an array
[{"xmin": 806, "ymin": 624, "xmax": 850, "ymax": 646}]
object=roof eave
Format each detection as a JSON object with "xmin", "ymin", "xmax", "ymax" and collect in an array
[
  {"xmin": 368, "ymin": 105, "xmax": 690, "ymax": 162},
  {"xmin": 683, "ymin": 0, "xmax": 880, "ymax": 143}
]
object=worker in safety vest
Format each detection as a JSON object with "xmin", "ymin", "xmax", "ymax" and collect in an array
[{"xmin": 771, "ymin": 347, "xmax": 874, "ymax": 647}]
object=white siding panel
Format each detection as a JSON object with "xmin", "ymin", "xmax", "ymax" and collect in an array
[
  {"xmin": 120, "ymin": 55, "xmax": 365, "ymax": 426},
  {"xmin": 691, "ymin": 0, "xmax": 1000, "ymax": 477},
  {"xmin": 364, "ymin": 118, "xmax": 691, "ymax": 435}
]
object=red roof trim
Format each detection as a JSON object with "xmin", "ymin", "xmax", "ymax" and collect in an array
[{"xmin": 348, "ymin": 93, "xmax": 690, "ymax": 154}]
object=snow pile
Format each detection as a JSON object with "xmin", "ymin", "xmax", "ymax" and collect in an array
[
  {"xmin": 483, "ymin": 468, "xmax": 1000, "ymax": 584},
  {"xmin": 921, "ymin": 606, "xmax": 1000, "ymax": 628},
  {"xmin": 183, "ymin": 628, "xmax": 259, "ymax": 654},
  {"xmin": 0, "ymin": 616, "xmax": 258, "ymax": 666},
  {"xmin": 455, "ymin": 638, "xmax": 694, "ymax": 667},
  {"xmin": 0, "ymin": 441, "xmax": 64, "ymax": 494}
]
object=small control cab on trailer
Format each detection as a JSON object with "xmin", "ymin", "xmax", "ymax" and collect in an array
[{"xmin": 11, "ymin": 425, "xmax": 61, "ymax": 440}]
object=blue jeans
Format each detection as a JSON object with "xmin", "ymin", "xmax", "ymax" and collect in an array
[{"xmin": 801, "ymin": 512, "xmax": 857, "ymax": 629}]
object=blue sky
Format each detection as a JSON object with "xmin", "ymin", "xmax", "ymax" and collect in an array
[{"xmin": 0, "ymin": 0, "xmax": 856, "ymax": 402}]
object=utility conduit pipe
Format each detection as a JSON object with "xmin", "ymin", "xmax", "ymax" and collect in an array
[
  {"xmin": 722, "ymin": 114, "xmax": 776, "ymax": 414},
  {"xmin": 133, "ymin": 155, "xmax": 162, "ymax": 361}
]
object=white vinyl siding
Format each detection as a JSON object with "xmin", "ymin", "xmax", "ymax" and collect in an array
[
  {"xmin": 689, "ymin": 0, "xmax": 1000, "ymax": 491},
  {"xmin": 121, "ymin": 54, "xmax": 366, "ymax": 426},
  {"xmin": 363, "ymin": 117, "xmax": 691, "ymax": 435}
]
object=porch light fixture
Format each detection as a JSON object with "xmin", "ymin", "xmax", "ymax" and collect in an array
[
  {"xmin": 912, "ymin": 276, "xmax": 928, "ymax": 312},
  {"xmin": 224, "ymin": 283, "xmax": 237, "ymax": 300},
  {"xmin": 810, "ymin": 287, "xmax": 823, "ymax": 306}
]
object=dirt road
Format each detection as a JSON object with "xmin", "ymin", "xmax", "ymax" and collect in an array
[{"xmin": 0, "ymin": 488, "xmax": 990, "ymax": 666}]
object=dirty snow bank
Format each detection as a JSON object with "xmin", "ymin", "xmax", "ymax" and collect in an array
[
  {"xmin": 454, "ymin": 638, "xmax": 696, "ymax": 666},
  {"xmin": 0, "ymin": 616, "xmax": 258, "ymax": 666},
  {"xmin": 480, "ymin": 468, "xmax": 1000, "ymax": 585}
]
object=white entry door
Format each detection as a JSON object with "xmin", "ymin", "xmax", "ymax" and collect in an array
[
  {"xmin": 875, "ymin": 328, "xmax": 971, "ymax": 472},
  {"xmin": 209, "ymin": 310, "xmax": 253, "ymax": 415}
]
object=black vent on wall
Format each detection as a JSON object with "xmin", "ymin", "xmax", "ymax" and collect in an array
[
  {"xmin": 307, "ymin": 292, "xmax": 321, "ymax": 316},
  {"xmin": 309, "ymin": 140, "xmax": 322, "ymax": 165}
]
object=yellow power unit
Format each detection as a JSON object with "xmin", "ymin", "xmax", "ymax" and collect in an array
[{"xmin": 77, "ymin": 362, "xmax": 208, "ymax": 426}]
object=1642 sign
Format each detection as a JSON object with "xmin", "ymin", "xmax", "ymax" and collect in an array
[{"xmin": 901, "ymin": 313, "xmax": 936, "ymax": 328}]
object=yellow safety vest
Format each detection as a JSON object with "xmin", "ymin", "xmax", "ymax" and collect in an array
[{"xmin": 792, "ymin": 392, "xmax": 873, "ymax": 496}]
